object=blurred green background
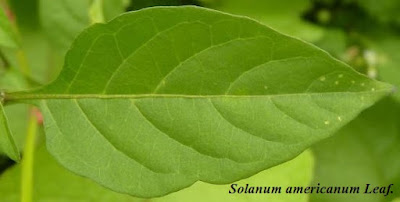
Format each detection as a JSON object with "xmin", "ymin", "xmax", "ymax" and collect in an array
[{"xmin": 0, "ymin": 0, "xmax": 399, "ymax": 201}]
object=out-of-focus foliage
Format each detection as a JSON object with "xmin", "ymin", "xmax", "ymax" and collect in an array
[
  {"xmin": 369, "ymin": 35, "xmax": 400, "ymax": 102},
  {"xmin": 102, "ymin": 0, "xmax": 130, "ymax": 20},
  {"xmin": 0, "ymin": 102, "xmax": 19, "ymax": 161},
  {"xmin": 303, "ymin": 1, "xmax": 400, "ymax": 201},
  {"xmin": 6, "ymin": 0, "xmax": 58, "ymax": 84},
  {"xmin": 39, "ymin": 0, "xmax": 91, "ymax": 54},
  {"xmin": 0, "ymin": 146, "xmax": 313, "ymax": 202},
  {"xmin": 0, "ymin": 70, "xmax": 29, "ymax": 151},
  {"xmin": 357, "ymin": 0, "xmax": 400, "ymax": 25},
  {"xmin": 0, "ymin": 146, "xmax": 137, "ymax": 202},
  {"xmin": 0, "ymin": 3, "xmax": 18, "ymax": 48},
  {"xmin": 202, "ymin": 0, "xmax": 324, "ymax": 42},
  {"xmin": 127, "ymin": 0, "xmax": 201, "ymax": 10},
  {"xmin": 39, "ymin": 0, "xmax": 127, "ymax": 55},
  {"xmin": 311, "ymin": 98, "xmax": 400, "ymax": 202}
]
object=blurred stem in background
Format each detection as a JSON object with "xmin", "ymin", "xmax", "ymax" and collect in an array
[
  {"xmin": 15, "ymin": 50, "xmax": 29, "ymax": 77},
  {"xmin": 89, "ymin": 0, "xmax": 105, "ymax": 24},
  {"xmin": 21, "ymin": 110, "xmax": 37, "ymax": 202}
]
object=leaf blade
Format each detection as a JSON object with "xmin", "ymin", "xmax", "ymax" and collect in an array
[
  {"xmin": 10, "ymin": 6, "xmax": 393, "ymax": 197},
  {"xmin": 0, "ymin": 102, "xmax": 20, "ymax": 162}
]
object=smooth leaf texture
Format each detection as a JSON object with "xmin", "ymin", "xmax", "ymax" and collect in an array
[
  {"xmin": 0, "ymin": 145, "xmax": 313, "ymax": 202},
  {"xmin": 0, "ymin": 4, "xmax": 18, "ymax": 48},
  {"xmin": 7, "ymin": 6, "xmax": 392, "ymax": 197},
  {"xmin": 311, "ymin": 98, "xmax": 400, "ymax": 202},
  {"xmin": 0, "ymin": 102, "xmax": 19, "ymax": 161}
]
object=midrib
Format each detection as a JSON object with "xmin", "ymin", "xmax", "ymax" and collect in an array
[{"xmin": 2, "ymin": 89, "xmax": 389, "ymax": 102}]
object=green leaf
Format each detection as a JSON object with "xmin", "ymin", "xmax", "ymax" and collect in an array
[
  {"xmin": 0, "ymin": 102, "xmax": 19, "ymax": 162},
  {"xmin": 155, "ymin": 150, "xmax": 314, "ymax": 202},
  {"xmin": 0, "ymin": 144, "xmax": 313, "ymax": 202},
  {"xmin": 7, "ymin": 6, "xmax": 392, "ymax": 197},
  {"xmin": 0, "ymin": 5, "xmax": 18, "ymax": 48},
  {"xmin": 39, "ymin": 0, "xmax": 126, "ymax": 54},
  {"xmin": 311, "ymin": 98, "xmax": 400, "ymax": 202}
]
